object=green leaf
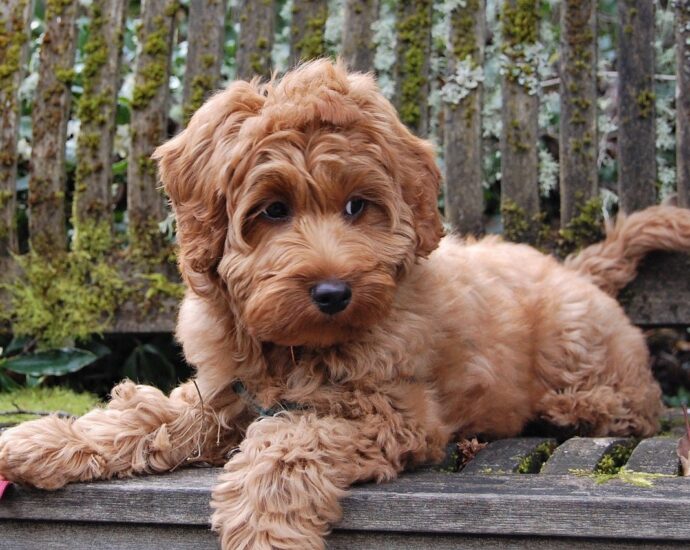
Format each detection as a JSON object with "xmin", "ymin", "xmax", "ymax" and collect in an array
[{"xmin": 3, "ymin": 348, "xmax": 99, "ymax": 377}]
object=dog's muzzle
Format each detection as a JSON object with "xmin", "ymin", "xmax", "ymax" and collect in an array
[{"xmin": 310, "ymin": 280, "xmax": 352, "ymax": 315}]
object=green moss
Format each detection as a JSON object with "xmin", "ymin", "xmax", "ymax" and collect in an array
[
  {"xmin": 450, "ymin": 0, "xmax": 481, "ymax": 62},
  {"xmin": 54, "ymin": 67, "xmax": 75, "ymax": 85},
  {"xmin": 595, "ymin": 441, "xmax": 636, "ymax": 475},
  {"xmin": 45, "ymin": 0, "xmax": 75, "ymax": 21},
  {"xmin": 131, "ymin": 8, "xmax": 175, "ymax": 111},
  {"xmin": 501, "ymin": 0, "xmax": 539, "ymax": 46},
  {"xmin": 0, "ymin": 387, "xmax": 100, "ymax": 424},
  {"xmin": 294, "ymin": 6, "xmax": 327, "ymax": 61},
  {"xmin": 0, "ymin": 2, "xmax": 29, "ymax": 98},
  {"xmin": 0, "ymin": 250, "xmax": 126, "ymax": 349},
  {"xmin": 571, "ymin": 467, "xmax": 672, "ymax": 488},
  {"xmin": 396, "ymin": 1, "xmax": 432, "ymax": 128},
  {"xmin": 501, "ymin": 198, "xmax": 546, "ymax": 245},
  {"xmin": 558, "ymin": 196, "xmax": 604, "ymax": 256},
  {"xmin": 636, "ymin": 89, "xmax": 655, "ymax": 119},
  {"xmin": 517, "ymin": 441, "xmax": 557, "ymax": 473},
  {"xmin": 183, "ymin": 73, "xmax": 215, "ymax": 125},
  {"xmin": 140, "ymin": 272, "xmax": 185, "ymax": 302},
  {"xmin": 128, "ymin": 216, "xmax": 174, "ymax": 266}
]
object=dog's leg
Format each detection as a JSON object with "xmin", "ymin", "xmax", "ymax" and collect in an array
[
  {"xmin": 0, "ymin": 380, "xmax": 245, "ymax": 489},
  {"xmin": 210, "ymin": 407, "xmax": 447, "ymax": 550}
]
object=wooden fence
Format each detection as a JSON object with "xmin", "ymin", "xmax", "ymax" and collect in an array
[{"xmin": 0, "ymin": 0, "xmax": 688, "ymax": 336}]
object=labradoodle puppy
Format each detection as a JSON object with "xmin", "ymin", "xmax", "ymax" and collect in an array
[{"xmin": 2, "ymin": 60, "xmax": 690, "ymax": 549}]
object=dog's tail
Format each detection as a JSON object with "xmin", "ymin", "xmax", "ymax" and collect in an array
[{"xmin": 564, "ymin": 205, "xmax": 690, "ymax": 296}]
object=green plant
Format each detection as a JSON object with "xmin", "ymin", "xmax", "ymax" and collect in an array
[{"xmin": 0, "ymin": 336, "xmax": 106, "ymax": 390}]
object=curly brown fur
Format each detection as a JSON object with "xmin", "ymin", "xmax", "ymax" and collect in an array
[{"xmin": 2, "ymin": 60, "xmax": 689, "ymax": 549}]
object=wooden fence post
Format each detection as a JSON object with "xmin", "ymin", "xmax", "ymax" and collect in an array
[
  {"xmin": 182, "ymin": 0, "xmax": 226, "ymax": 122},
  {"xmin": 127, "ymin": 0, "xmax": 177, "ymax": 262},
  {"xmin": 290, "ymin": 0, "xmax": 328, "ymax": 65},
  {"xmin": 341, "ymin": 0, "xmax": 379, "ymax": 73},
  {"xmin": 442, "ymin": 0, "xmax": 485, "ymax": 235},
  {"xmin": 73, "ymin": 0, "xmax": 128, "ymax": 252},
  {"xmin": 617, "ymin": 0, "xmax": 656, "ymax": 213},
  {"xmin": 559, "ymin": 0, "xmax": 598, "ymax": 225},
  {"xmin": 29, "ymin": 0, "xmax": 79, "ymax": 256},
  {"xmin": 499, "ymin": 0, "xmax": 540, "ymax": 242},
  {"xmin": 393, "ymin": 0, "xmax": 433, "ymax": 136},
  {"xmin": 0, "ymin": 0, "xmax": 33, "ymax": 262},
  {"xmin": 677, "ymin": 0, "xmax": 690, "ymax": 208},
  {"xmin": 236, "ymin": 0, "xmax": 275, "ymax": 80}
]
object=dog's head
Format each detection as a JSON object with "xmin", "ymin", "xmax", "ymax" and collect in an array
[{"xmin": 154, "ymin": 60, "xmax": 442, "ymax": 347}]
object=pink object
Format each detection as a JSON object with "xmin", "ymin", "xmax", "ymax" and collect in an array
[{"xmin": 0, "ymin": 478, "xmax": 10, "ymax": 500}]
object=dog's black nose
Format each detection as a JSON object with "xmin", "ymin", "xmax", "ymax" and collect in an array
[{"xmin": 310, "ymin": 280, "xmax": 352, "ymax": 315}]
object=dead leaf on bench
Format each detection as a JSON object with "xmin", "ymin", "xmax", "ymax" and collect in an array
[
  {"xmin": 457, "ymin": 437, "xmax": 487, "ymax": 469},
  {"xmin": 676, "ymin": 406, "xmax": 690, "ymax": 476}
]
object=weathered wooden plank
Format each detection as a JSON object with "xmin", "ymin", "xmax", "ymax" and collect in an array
[
  {"xmin": 127, "ymin": 0, "xmax": 177, "ymax": 262},
  {"xmin": 393, "ymin": 0, "xmax": 433, "ymax": 136},
  {"xmin": 499, "ymin": 0, "xmax": 540, "ymax": 243},
  {"xmin": 5, "ymin": 469, "xmax": 690, "ymax": 540},
  {"xmin": 28, "ymin": 0, "xmax": 79, "ymax": 256},
  {"xmin": 329, "ymin": 532, "xmax": 685, "ymax": 550},
  {"xmin": 460, "ymin": 437, "xmax": 554, "ymax": 475},
  {"xmin": 559, "ymin": 0, "xmax": 597, "ymax": 226},
  {"xmin": 626, "ymin": 437, "xmax": 679, "ymax": 475},
  {"xmin": 109, "ymin": 293, "xmax": 177, "ymax": 332},
  {"xmin": 182, "ymin": 0, "xmax": 226, "ymax": 122},
  {"xmin": 620, "ymin": 252, "xmax": 690, "ymax": 326},
  {"xmin": 677, "ymin": 0, "xmax": 690, "ymax": 208},
  {"xmin": 289, "ymin": 0, "xmax": 328, "ymax": 65},
  {"xmin": 73, "ymin": 0, "xmax": 127, "ymax": 250},
  {"xmin": 617, "ymin": 0, "xmax": 656, "ymax": 213},
  {"xmin": 341, "ymin": 0, "xmax": 379, "ymax": 73},
  {"xmin": 2, "ymin": 522, "xmax": 684, "ymax": 550},
  {"xmin": 442, "ymin": 0, "xmax": 485, "ymax": 236},
  {"xmin": 1, "ymin": 520, "xmax": 217, "ymax": 550},
  {"xmin": 0, "ymin": 0, "xmax": 32, "ymax": 262},
  {"xmin": 236, "ymin": 0, "xmax": 275, "ymax": 80},
  {"xmin": 540, "ymin": 437, "xmax": 632, "ymax": 475}
]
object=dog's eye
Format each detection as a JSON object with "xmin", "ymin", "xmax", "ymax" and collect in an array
[
  {"xmin": 262, "ymin": 201, "xmax": 291, "ymax": 221},
  {"xmin": 344, "ymin": 198, "xmax": 366, "ymax": 218}
]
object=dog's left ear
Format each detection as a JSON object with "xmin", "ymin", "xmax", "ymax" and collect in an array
[
  {"xmin": 396, "ymin": 132, "xmax": 444, "ymax": 258},
  {"xmin": 346, "ymin": 71, "xmax": 443, "ymax": 258}
]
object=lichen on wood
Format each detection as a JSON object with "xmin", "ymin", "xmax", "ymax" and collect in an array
[
  {"xmin": 236, "ymin": 0, "xmax": 275, "ymax": 80},
  {"xmin": 29, "ymin": 0, "xmax": 79, "ymax": 257},
  {"xmin": 290, "ymin": 0, "xmax": 328, "ymax": 64},
  {"xmin": 341, "ymin": 0, "xmax": 379, "ymax": 72},
  {"xmin": 559, "ymin": 0, "xmax": 597, "ymax": 226},
  {"xmin": 677, "ymin": 0, "xmax": 690, "ymax": 207},
  {"xmin": 0, "ymin": 0, "xmax": 32, "ymax": 259},
  {"xmin": 182, "ymin": 0, "xmax": 225, "ymax": 123},
  {"xmin": 443, "ymin": 0, "xmax": 485, "ymax": 235},
  {"xmin": 393, "ymin": 0, "xmax": 433, "ymax": 135},
  {"xmin": 617, "ymin": 0, "xmax": 656, "ymax": 212},
  {"xmin": 499, "ymin": 0, "xmax": 540, "ymax": 243},
  {"xmin": 73, "ymin": 0, "xmax": 127, "ymax": 250},
  {"xmin": 128, "ymin": 0, "xmax": 177, "ymax": 264}
]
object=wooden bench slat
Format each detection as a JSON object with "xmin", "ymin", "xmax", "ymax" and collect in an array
[
  {"xmin": 460, "ymin": 437, "xmax": 554, "ymax": 475},
  {"xmin": 4, "ymin": 468, "xmax": 690, "ymax": 540},
  {"xmin": 540, "ymin": 437, "xmax": 632, "ymax": 475},
  {"xmin": 2, "ymin": 520, "xmax": 217, "ymax": 550},
  {"xmin": 625, "ymin": 437, "xmax": 679, "ymax": 475}
]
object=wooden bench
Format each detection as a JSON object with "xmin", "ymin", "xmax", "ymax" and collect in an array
[{"xmin": 1, "ymin": 434, "xmax": 687, "ymax": 549}]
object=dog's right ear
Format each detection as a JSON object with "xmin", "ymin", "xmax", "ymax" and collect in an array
[{"xmin": 153, "ymin": 81, "xmax": 265, "ymax": 296}]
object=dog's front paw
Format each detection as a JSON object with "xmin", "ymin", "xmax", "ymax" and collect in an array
[{"xmin": 0, "ymin": 416, "xmax": 105, "ymax": 490}]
